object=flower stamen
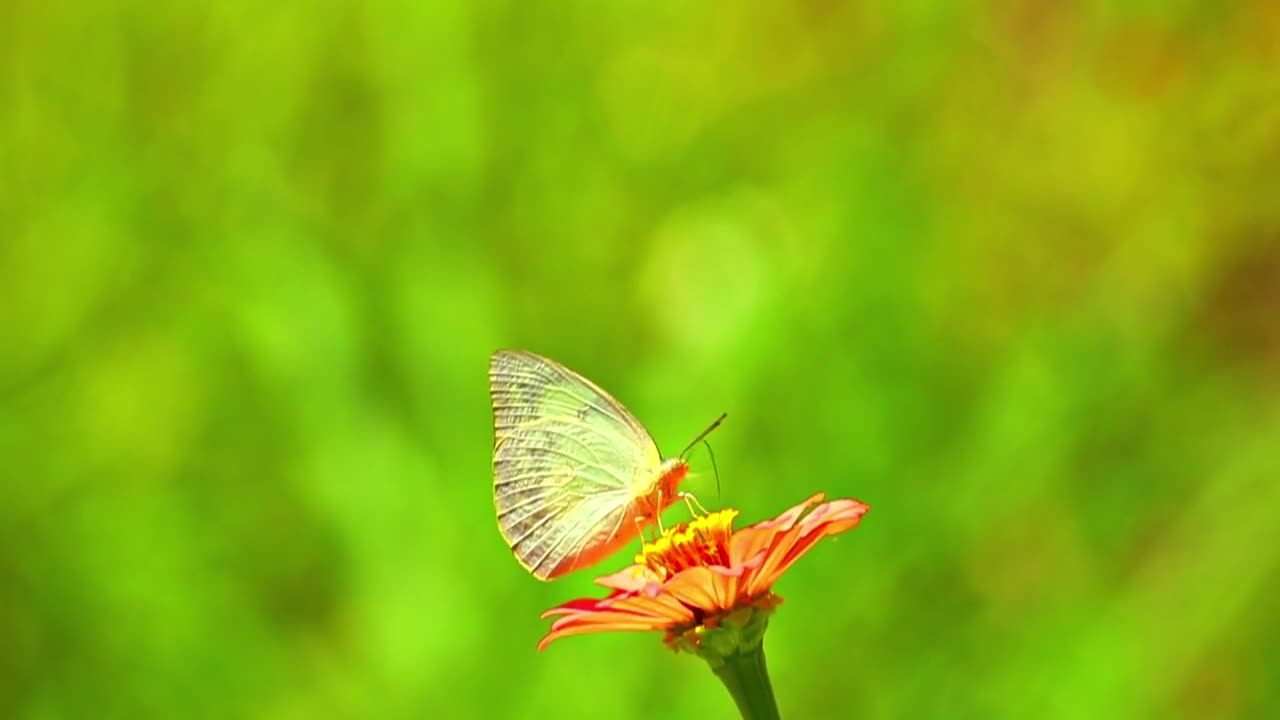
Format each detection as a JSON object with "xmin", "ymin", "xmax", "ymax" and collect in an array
[{"xmin": 637, "ymin": 508, "xmax": 738, "ymax": 580}]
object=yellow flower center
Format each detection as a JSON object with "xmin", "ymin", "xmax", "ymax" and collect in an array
[{"xmin": 636, "ymin": 509, "xmax": 738, "ymax": 580}]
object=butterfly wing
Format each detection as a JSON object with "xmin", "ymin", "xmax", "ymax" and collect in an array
[{"xmin": 489, "ymin": 349, "xmax": 663, "ymax": 580}]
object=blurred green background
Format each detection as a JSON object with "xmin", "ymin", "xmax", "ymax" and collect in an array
[{"xmin": 3, "ymin": 2, "xmax": 1279, "ymax": 718}]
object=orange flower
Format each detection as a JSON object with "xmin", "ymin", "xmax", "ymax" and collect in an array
[{"xmin": 538, "ymin": 493, "xmax": 870, "ymax": 653}]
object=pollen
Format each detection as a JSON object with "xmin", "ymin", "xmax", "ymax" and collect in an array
[{"xmin": 637, "ymin": 509, "xmax": 739, "ymax": 579}]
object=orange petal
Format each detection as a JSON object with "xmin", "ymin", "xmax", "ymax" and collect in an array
[
  {"xmin": 662, "ymin": 567, "xmax": 721, "ymax": 613},
  {"xmin": 728, "ymin": 526, "xmax": 775, "ymax": 568},
  {"xmin": 595, "ymin": 565, "xmax": 658, "ymax": 592},
  {"xmin": 709, "ymin": 564, "xmax": 743, "ymax": 609},
  {"xmin": 731, "ymin": 549, "xmax": 767, "ymax": 601},
  {"xmin": 753, "ymin": 493, "xmax": 825, "ymax": 532},
  {"xmin": 541, "ymin": 598, "xmax": 612, "ymax": 619},
  {"xmin": 548, "ymin": 608, "xmax": 668, "ymax": 633},
  {"xmin": 745, "ymin": 523, "xmax": 807, "ymax": 596},
  {"xmin": 751, "ymin": 500, "xmax": 869, "ymax": 592},
  {"xmin": 540, "ymin": 587, "xmax": 651, "ymax": 619},
  {"xmin": 798, "ymin": 499, "xmax": 869, "ymax": 534},
  {"xmin": 620, "ymin": 593, "xmax": 697, "ymax": 625},
  {"xmin": 729, "ymin": 494, "xmax": 824, "ymax": 565},
  {"xmin": 544, "ymin": 594, "xmax": 687, "ymax": 635},
  {"xmin": 538, "ymin": 617, "xmax": 672, "ymax": 651}
]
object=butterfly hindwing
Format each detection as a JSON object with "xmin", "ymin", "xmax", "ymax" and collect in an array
[{"xmin": 489, "ymin": 349, "xmax": 663, "ymax": 579}]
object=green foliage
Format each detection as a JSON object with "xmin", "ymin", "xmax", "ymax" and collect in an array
[{"xmin": 3, "ymin": 2, "xmax": 1279, "ymax": 718}]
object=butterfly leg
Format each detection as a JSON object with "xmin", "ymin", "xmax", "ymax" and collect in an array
[
  {"xmin": 654, "ymin": 487, "xmax": 667, "ymax": 534},
  {"xmin": 680, "ymin": 491, "xmax": 710, "ymax": 517},
  {"xmin": 633, "ymin": 515, "xmax": 650, "ymax": 543}
]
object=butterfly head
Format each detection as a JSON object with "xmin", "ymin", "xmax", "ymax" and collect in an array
[{"xmin": 656, "ymin": 458, "xmax": 690, "ymax": 506}]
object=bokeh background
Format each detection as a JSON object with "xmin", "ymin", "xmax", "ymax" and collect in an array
[{"xmin": 4, "ymin": 2, "xmax": 1279, "ymax": 718}]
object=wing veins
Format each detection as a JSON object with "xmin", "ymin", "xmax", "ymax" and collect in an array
[
  {"xmin": 491, "ymin": 386, "xmax": 632, "ymax": 437},
  {"xmin": 509, "ymin": 508, "xmax": 562, "ymax": 549},
  {"xmin": 550, "ymin": 490, "xmax": 635, "ymax": 576},
  {"xmin": 561, "ymin": 498, "xmax": 632, "ymax": 575},
  {"xmin": 495, "ymin": 446, "xmax": 624, "ymax": 487},
  {"xmin": 492, "ymin": 412, "xmax": 638, "ymax": 462},
  {"xmin": 497, "ymin": 489, "xmax": 588, "ymax": 518},
  {"xmin": 491, "ymin": 368, "xmax": 643, "ymax": 434},
  {"xmin": 492, "ymin": 422, "xmax": 609, "ymax": 466},
  {"xmin": 529, "ymin": 492, "xmax": 623, "ymax": 577}
]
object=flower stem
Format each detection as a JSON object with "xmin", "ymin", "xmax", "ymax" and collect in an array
[{"xmin": 710, "ymin": 642, "xmax": 781, "ymax": 720}]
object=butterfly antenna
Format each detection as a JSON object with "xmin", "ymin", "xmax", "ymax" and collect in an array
[
  {"xmin": 702, "ymin": 438, "xmax": 721, "ymax": 503},
  {"xmin": 679, "ymin": 412, "xmax": 727, "ymax": 459}
]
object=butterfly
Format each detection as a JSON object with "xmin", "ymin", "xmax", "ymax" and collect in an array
[{"xmin": 488, "ymin": 349, "xmax": 724, "ymax": 581}]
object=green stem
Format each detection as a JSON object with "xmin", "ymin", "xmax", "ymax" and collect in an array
[{"xmin": 710, "ymin": 642, "xmax": 781, "ymax": 720}]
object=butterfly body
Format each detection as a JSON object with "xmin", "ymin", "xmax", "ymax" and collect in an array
[
  {"xmin": 489, "ymin": 349, "xmax": 690, "ymax": 581},
  {"xmin": 546, "ymin": 458, "xmax": 688, "ymax": 578}
]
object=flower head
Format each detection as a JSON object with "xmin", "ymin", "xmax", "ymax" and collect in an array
[{"xmin": 537, "ymin": 493, "xmax": 869, "ymax": 656}]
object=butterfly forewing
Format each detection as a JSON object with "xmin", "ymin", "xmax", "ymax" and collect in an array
[{"xmin": 489, "ymin": 350, "xmax": 663, "ymax": 580}]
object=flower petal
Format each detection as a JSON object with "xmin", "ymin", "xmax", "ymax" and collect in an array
[
  {"xmin": 727, "ymin": 526, "xmax": 772, "ymax": 568},
  {"xmin": 539, "ymin": 586, "xmax": 650, "ymax": 619},
  {"xmin": 540, "ymin": 597, "xmax": 613, "ymax": 619},
  {"xmin": 595, "ymin": 565, "xmax": 659, "ymax": 592},
  {"xmin": 752, "ymin": 493, "xmax": 825, "ymax": 532},
  {"xmin": 748, "ymin": 499, "xmax": 869, "ymax": 594},
  {"xmin": 548, "ymin": 608, "xmax": 667, "ymax": 633},
  {"xmin": 538, "ymin": 617, "xmax": 673, "ymax": 651},
  {"xmin": 709, "ymin": 564, "xmax": 741, "ymax": 609},
  {"xmin": 619, "ymin": 592, "xmax": 697, "ymax": 625},
  {"xmin": 799, "ymin": 498, "xmax": 868, "ymax": 534},
  {"xmin": 773, "ymin": 502, "xmax": 868, "ymax": 575},
  {"xmin": 745, "ymin": 524, "xmax": 806, "ymax": 596},
  {"xmin": 729, "ymin": 493, "xmax": 825, "ymax": 566},
  {"xmin": 662, "ymin": 567, "xmax": 722, "ymax": 613}
]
